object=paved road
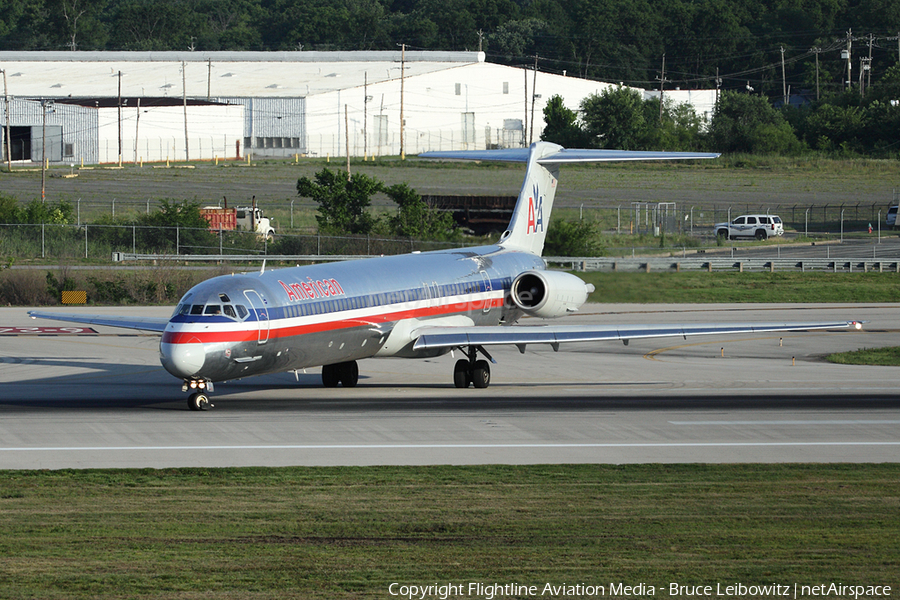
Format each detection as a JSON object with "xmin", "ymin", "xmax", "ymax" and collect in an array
[{"xmin": 1, "ymin": 304, "xmax": 898, "ymax": 469}]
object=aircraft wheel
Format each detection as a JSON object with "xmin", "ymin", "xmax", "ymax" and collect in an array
[
  {"xmin": 472, "ymin": 360, "xmax": 491, "ymax": 389},
  {"xmin": 322, "ymin": 364, "xmax": 340, "ymax": 387},
  {"xmin": 188, "ymin": 392, "xmax": 210, "ymax": 411},
  {"xmin": 338, "ymin": 361, "xmax": 359, "ymax": 387},
  {"xmin": 453, "ymin": 359, "xmax": 471, "ymax": 388}
]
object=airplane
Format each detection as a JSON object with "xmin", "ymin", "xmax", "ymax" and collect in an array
[{"xmin": 29, "ymin": 142, "xmax": 862, "ymax": 410}]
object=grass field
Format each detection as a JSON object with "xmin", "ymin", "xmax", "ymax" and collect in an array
[
  {"xmin": 3, "ymin": 154, "xmax": 900, "ymax": 226},
  {"xmin": 0, "ymin": 465, "xmax": 897, "ymax": 599},
  {"xmin": 580, "ymin": 271, "xmax": 900, "ymax": 303}
]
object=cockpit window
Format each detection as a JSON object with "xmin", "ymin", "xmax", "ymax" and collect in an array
[
  {"xmin": 219, "ymin": 293, "xmax": 231, "ymax": 303},
  {"xmin": 223, "ymin": 305, "xmax": 236, "ymax": 318},
  {"xmin": 204, "ymin": 305, "xmax": 222, "ymax": 315},
  {"xmin": 190, "ymin": 304, "xmax": 204, "ymax": 315},
  {"xmin": 236, "ymin": 305, "xmax": 249, "ymax": 320}
]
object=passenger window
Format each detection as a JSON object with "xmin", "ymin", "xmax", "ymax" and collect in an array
[
  {"xmin": 190, "ymin": 305, "xmax": 204, "ymax": 315},
  {"xmin": 236, "ymin": 305, "xmax": 249, "ymax": 319},
  {"xmin": 205, "ymin": 305, "xmax": 222, "ymax": 315},
  {"xmin": 747, "ymin": 217, "xmax": 757, "ymax": 225},
  {"xmin": 223, "ymin": 305, "xmax": 236, "ymax": 318}
]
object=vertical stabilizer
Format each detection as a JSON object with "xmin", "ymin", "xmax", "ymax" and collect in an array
[
  {"xmin": 497, "ymin": 142, "xmax": 562, "ymax": 255},
  {"xmin": 418, "ymin": 142, "xmax": 719, "ymax": 257}
]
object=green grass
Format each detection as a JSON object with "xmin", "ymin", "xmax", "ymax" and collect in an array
[
  {"xmin": 827, "ymin": 346, "xmax": 900, "ymax": 366},
  {"xmin": 0, "ymin": 465, "xmax": 897, "ymax": 599},
  {"xmin": 579, "ymin": 271, "xmax": 900, "ymax": 303}
]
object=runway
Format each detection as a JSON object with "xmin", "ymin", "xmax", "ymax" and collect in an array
[{"xmin": 1, "ymin": 303, "xmax": 898, "ymax": 469}]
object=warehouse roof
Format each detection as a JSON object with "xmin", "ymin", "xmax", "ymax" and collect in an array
[{"xmin": 0, "ymin": 51, "xmax": 485, "ymax": 99}]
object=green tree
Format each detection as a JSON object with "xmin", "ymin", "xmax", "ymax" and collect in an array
[
  {"xmin": 136, "ymin": 199, "xmax": 216, "ymax": 253},
  {"xmin": 543, "ymin": 219, "xmax": 599, "ymax": 256},
  {"xmin": 580, "ymin": 86, "xmax": 646, "ymax": 150},
  {"xmin": 0, "ymin": 193, "xmax": 19, "ymax": 223},
  {"xmin": 297, "ymin": 168, "xmax": 382, "ymax": 235},
  {"xmin": 708, "ymin": 91, "xmax": 802, "ymax": 154},
  {"xmin": 540, "ymin": 95, "xmax": 589, "ymax": 148},
  {"xmin": 383, "ymin": 182, "xmax": 457, "ymax": 240}
]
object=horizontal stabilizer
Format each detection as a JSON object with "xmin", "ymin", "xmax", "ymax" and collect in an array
[{"xmin": 418, "ymin": 147, "xmax": 719, "ymax": 164}]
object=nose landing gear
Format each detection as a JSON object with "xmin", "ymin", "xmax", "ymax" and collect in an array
[{"xmin": 183, "ymin": 379, "xmax": 215, "ymax": 411}]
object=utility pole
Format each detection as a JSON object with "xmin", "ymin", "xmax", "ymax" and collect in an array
[
  {"xmin": 134, "ymin": 97, "xmax": 140, "ymax": 164},
  {"xmin": 182, "ymin": 61, "xmax": 189, "ymax": 161},
  {"xmin": 399, "ymin": 43, "xmax": 405, "ymax": 160},
  {"xmin": 2, "ymin": 69, "xmax": 11, "ymax": 172},
  {"xmin": 844, "ymin": 29, "xmax": 853, "ymax": 90},
  {"xmin": 207, "ymin": 58, "xmax": 212, "ymax": 100},
  {"xmin": 345, "ymin": 104, "xmax": 350, "ymax": 179},
  {"xmin": 811, "ymin": 47, "xmax": 821, "ymax": 100},
  {"xmin": 780, "ymin": 46, "xmax": 787, "ymax": 106},
  {"xmin": 40, "ymin": 100, "xmax": 53, "ymax": 203},
  {"xmin": 523, "ymin": 66, "xmax": 529, "ymax": 146},
  {"xmin": 656, "ymin": 54, "xmax": 669, "ymax": 122},
  {"xmin": 715, "ymin": 67, "xmax": 721, "ymax": 108},
  {"xmin": 117, "ymin": 71, "xmax": 122, "ymax": 166},
  {"xmin": 363, "ymin": 72, "xmax": 368, "ymax": 160},
  {"xmin": 529, "ymin": 54, "xmax": 538, "ymax": 145},
  {"xmin": 867, "ymin": 33, "xmax": 874, "ymax": 90}
]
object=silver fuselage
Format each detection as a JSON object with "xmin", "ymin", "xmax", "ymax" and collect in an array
[{"xmin": 159, "ymin": 244, "xmax": 544, "ymax": 382}]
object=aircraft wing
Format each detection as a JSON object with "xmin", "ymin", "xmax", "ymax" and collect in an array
[
  {"xmin": 412, "ymin": 321, "xmax": 862, "ymax": 351},
  {"xmin": 27, "ymin": 310, "xmax": 169, "ymax": 333}
]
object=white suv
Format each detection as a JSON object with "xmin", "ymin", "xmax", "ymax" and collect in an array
[{"xmin": 715, "ymin": 214, "xmax": 784, "ymax": 240}]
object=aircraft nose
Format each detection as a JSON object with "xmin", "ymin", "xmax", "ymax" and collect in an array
[{"xmin": 159, "ymin": 337, "xmax": 205, "ymax": 379}]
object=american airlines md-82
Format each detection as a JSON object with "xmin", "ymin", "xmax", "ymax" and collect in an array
[{"xmin": 29, "ymin": 143, "xmax": 862, "ymax": 410}]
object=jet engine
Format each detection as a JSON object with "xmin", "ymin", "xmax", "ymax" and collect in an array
[{"xmin": 510, "ymin": 270, "xmax": 594, "ymax": 319}]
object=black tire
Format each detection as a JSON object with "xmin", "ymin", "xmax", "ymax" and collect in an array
[
  {"xmin": 188, "ymin": 392, "xmax": 209, "ymax": 411},
  {"xmin": 322, "ymin": 364, "xmax": 340, "ymax": 387},
  {"xmin": 472, "ymin": 359, "xmax": 491, "ymax": 389},
  {"xmin": 338, "ymin": 361, "xmax": 359, "ymax": 387},
  {"xmin": 453, "ymin": 359, "xmax": 470, "ymax": 388},
  {"xmin": 755, "ymin": 229, "xmax": 767, "ymax": 240},
  {"xmin": 716, "ymin": 229, "xmax": 729, "ymax": 240}
]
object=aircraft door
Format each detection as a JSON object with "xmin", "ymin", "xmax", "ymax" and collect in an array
[
  {"xmin": 243, "ymin": 289, "xmax": 270, "ymax": 344},
  {"xmin": 480, "ymin": 271, "xmax": 493, "ymax": 314}
]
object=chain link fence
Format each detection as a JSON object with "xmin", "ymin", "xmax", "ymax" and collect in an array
[{"xmin": 0, "ymin": 223, "xmax": 477, "ymax": 261}]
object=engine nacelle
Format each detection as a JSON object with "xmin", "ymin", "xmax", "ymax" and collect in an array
[{"xmin": 510, "ymin": 270, "xmax": 594, "ymax": 319}]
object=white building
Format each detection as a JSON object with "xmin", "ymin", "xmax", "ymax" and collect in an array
[{"xmin": 0, "ymin": 51, "xmax": 713, "ymax": 164}]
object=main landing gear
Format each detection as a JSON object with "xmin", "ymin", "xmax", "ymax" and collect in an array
[
  {"xmin": 321, "ymin": 360, "xmax": 359, "ymax": 387},
  {"xmin": 453, "ymin": 346, "xmax": 493, "ymax": 389}
]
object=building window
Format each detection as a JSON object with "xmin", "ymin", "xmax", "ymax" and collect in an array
[
  {"xmin": 455, "ymin": 83, "xmax": 461, "ymax": 96},
  {"xmin": 503, "ymin": 82, "xmax": 509, "ymax": 94},
  {"xmin": 64, "ymin": 143, "xmax": 74, "ymax": 157}
]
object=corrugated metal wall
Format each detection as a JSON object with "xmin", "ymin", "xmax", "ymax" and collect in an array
[
  {"xmin": 1, "ymin": 99, "xmax": 99, "ymax": 165},
  {"xmin": 216, "ymin": 97, "xmax": 305, "ymax": 156}
]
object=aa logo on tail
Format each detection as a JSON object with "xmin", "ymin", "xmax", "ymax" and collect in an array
[{"xmin": 526, "ymin": 184, "xmax": 544, "ymax": 234}]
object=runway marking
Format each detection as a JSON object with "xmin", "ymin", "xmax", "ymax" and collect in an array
[
  {"xmin": 670, "ymin": 420, "xmax": 900, "ymax": 425},
  {"xmin": 1, "ymin": 442, "xmax": 899, "ymax": 452}
]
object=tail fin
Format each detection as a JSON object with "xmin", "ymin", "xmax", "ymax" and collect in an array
[
  {"xmin": 498, "ymin": 143, "xmax": 562, "ymax": 255},
  {"xmin": 419, "ymin": 143, "xmax": 719, "ymax": 257}
]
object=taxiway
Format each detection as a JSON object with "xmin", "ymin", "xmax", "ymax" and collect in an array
[{"xmin": 1, "ymin": 304, "xmax": 898, "ymax": 469}]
